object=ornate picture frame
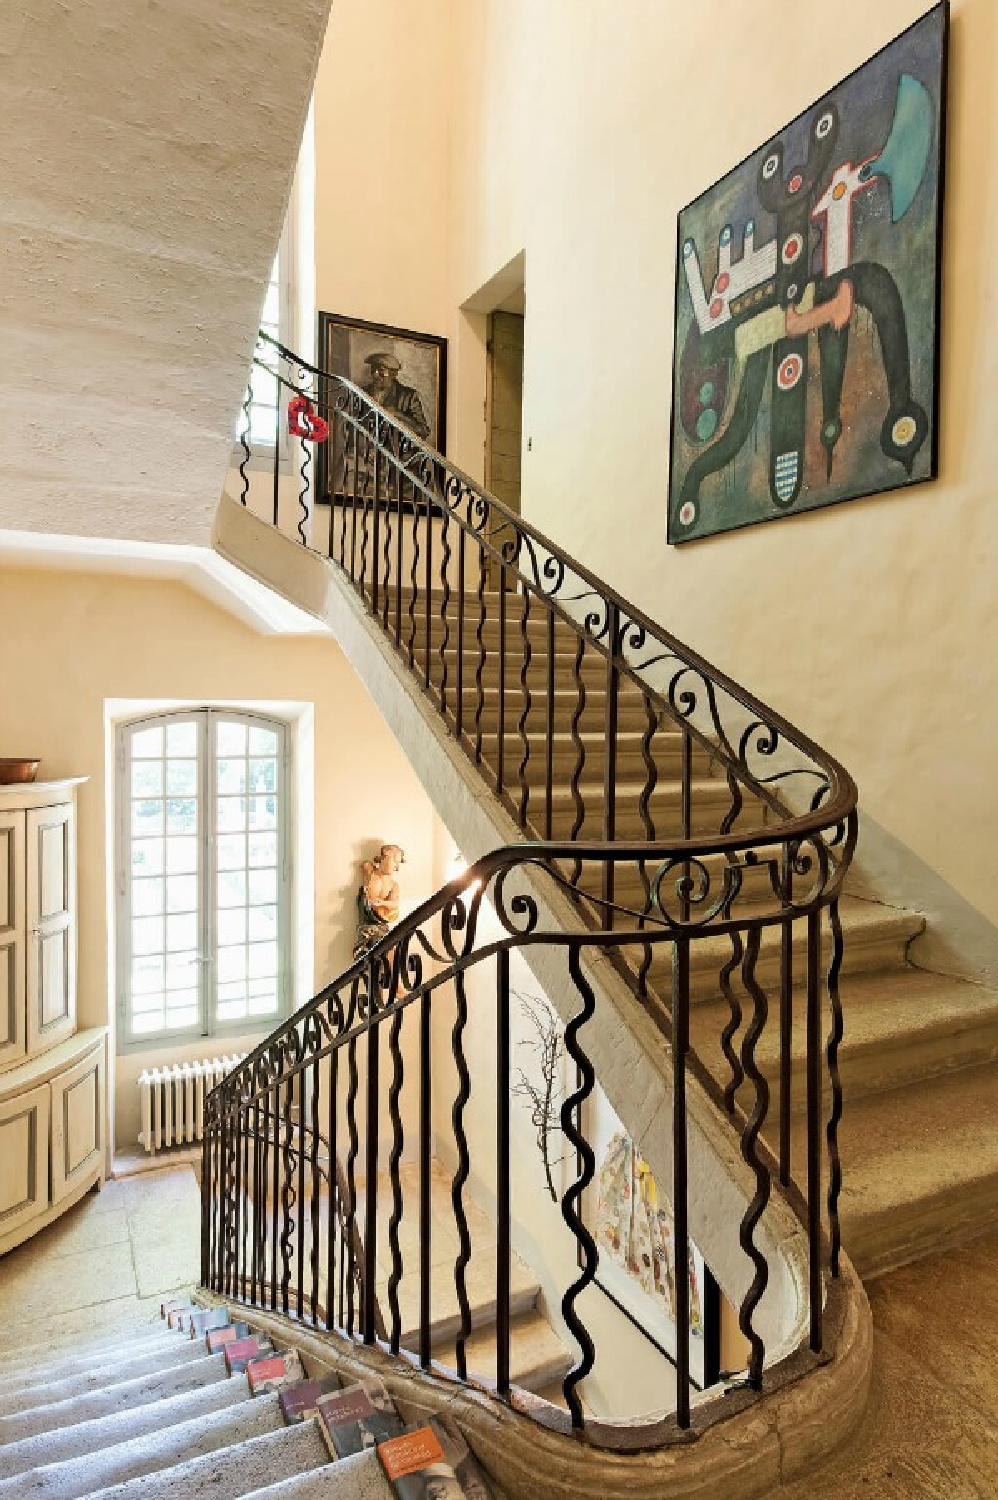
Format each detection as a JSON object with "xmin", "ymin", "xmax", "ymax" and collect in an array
[{"xmin": 315, "ymin": 311, "xmax": 447, "ymax": 506}]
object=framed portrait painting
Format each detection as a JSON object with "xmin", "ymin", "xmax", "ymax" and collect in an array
[
  {"xmin": 315, "ymin": 311, "xmax": 447, "ymax": 506},
  {"xmin": 667, "ymin": 3, "xmax": 948, "ymax": 543}
]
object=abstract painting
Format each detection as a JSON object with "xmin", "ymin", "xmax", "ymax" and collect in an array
[{"xmin": 668, "ymin": 3, "xmax": 948, "ymax": 543}]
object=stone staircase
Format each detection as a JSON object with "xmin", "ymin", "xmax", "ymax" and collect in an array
[{"xmin": 0, "ymin": 1305, "xmax": 501, "ymax": 1499}]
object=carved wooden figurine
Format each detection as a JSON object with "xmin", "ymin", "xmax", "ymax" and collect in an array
[{"xmin": 353, "ymin": 843, "xmax": 406, "ymax": 960}]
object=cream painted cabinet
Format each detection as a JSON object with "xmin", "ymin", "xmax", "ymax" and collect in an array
[{"xmin": 0, "ymin": 780, "xmax": 104, "ymax": 1260}]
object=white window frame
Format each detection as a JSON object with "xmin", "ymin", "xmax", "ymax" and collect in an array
[
  {"xmin": 235, "ymin": 194, "xmax": 299, "ymax": 469},
  {"xmin": 115, "ymin": 708, "xmax": 294, "ymax": 1050}
]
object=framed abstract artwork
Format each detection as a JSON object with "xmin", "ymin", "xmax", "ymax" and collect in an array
[
  {"xmin": 667, "ymin": 3, "xmax": 948, "ymax": 543},
  {"xmin": 315, "ymin": 311, "xmax": 447, "ymax": 506}
]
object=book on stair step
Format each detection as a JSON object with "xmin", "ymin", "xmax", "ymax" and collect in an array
[
  {"xmin": 428, "ymin": 1416, "xmax": 496, "ymax": 1498},
  {"xmin": 224, "ymin": 1335, "xmax": 275, "ymax": 1375},
  {"xmin": 167, "ymin": 1306, "xmax": 194, "ymax": 1329},
  {"xmin": 377, "ymin": 1425, "xmax": 465, "ymax": 1499},
  {"xmin": 187, "ymin": 1308, "xmax": 231, "ymax": 1338},
  {"xmin": 315, "ymin": 1378, "xmax": 404, "ymax": 1459},
  {"xmin": 246, "ymin": 1349, "xmax": 305, "ymax": 1396},
  {"xmin": 161, "ymin": 1298, "xmax": 190, "ymax": 1319},
  {"xmin": 206, "ymin": 1321, "xmax": 252, "ymax": 1353},
  {"xmin": 278, "ymin": 1371, "xmax": 342, "ymax": 1424}
]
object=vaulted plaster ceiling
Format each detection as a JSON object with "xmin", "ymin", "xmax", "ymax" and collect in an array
[{"xmin": 0, "ymin": 0, "xmax": 331, "ymax": 549}]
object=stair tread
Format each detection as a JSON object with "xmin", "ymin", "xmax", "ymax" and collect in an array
[
  {"xmin": 83, "ymin": 1421, "xmax": 330, "ymax": 1500},
  {"xmin": 435, "ymin": 1307, "xmax": 572, "ymax": 1393},
  {"xmin": 0, "ymin": 1374, "xmax": 251, "ymax": 1484},
  {"xmin": 0, "ymin": 1392, "xmax": 281, "ymax": 1500},
  {"xmin": 0, "ymin": 1338, "xmax": 211, "ymax": 1418},
  {"xmin": 0, "ymin": 1328, "xmax": 184, "ymax": 1396},
  {"xmin": 0, "ymin": 1353, "xmax": 228, "ymax": 1446},
  {"xmin": 240, "ymin": 1450, "xmax": 394, "ymax": 1499}
]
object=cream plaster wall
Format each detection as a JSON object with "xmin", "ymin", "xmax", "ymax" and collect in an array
[
  {"xmin": 317, "ymin": 0, "xmax": 998, "ymax": 984},
  {"xmin": 0, "ymin": 566, "xmax": 441, "ymax": 1152}
]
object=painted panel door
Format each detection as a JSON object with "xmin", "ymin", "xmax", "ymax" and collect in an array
[
  {"xmin": 0, "ymin": 811, "xmax": 26, "ymax": 1070},
  {"xmin": 51, "ymin": 1042, "xmax": 105, "ymax": 1203},
  {"xmin": 26, "ymin": 801, "xmax": 76, "ymax": 1056},
  {"xmin": 0, "ymin": 1083, "xmax": 50, "ymax": 1240}
]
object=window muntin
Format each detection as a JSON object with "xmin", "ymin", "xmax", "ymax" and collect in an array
[{"xmin": 118, "ymin": 710, "xmax": 291, "ymax": 1044}]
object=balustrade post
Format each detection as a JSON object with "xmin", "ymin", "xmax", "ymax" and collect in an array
[
  {"xmin": 496, "ymin": 949, "xmax": 511, "ymax": 1397},
  {"xmin": 602, "ymin": 602, "xmax": 620, "ymax": 920},
  {"xmin": 673, "ymin": 936, "xmax": 691, "ymax": 1429}
]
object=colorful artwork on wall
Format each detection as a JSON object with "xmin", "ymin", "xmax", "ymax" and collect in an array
[{"xmin": 667, "ymin": 3, "xmax": 948, "ymax": 543}]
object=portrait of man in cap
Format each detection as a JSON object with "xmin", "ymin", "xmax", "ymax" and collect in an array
[{"xmin": 361, "ymin": 351, "xmax": 431, "ymax": 441}]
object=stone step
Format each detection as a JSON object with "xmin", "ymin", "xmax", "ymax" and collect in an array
[
  {"xmin": 0, "ymin": 1352, "xmax": 228, "ymax": 1446},
  {"xmin": 0, "ymin": 1335, "xmax": 211, "ymax": 1418},
  {"xmin": 477, "ymin": 729, "xmax": 713, "ymax": 779},
  {"xmin": 691, "ymin": 968, "xmax": 998, "ymax": 1118},
  {"xmin": 240, "ymin": 1450, "xmax": 394, "ymax": 1500},
  {"xmin": 0, "ymin": 1392, "xmax": 281, "ymax": 1500},
  {"xmin": 0, "ymin": 1317, "xmax": 179, "ymax": 1379},
  {"xmin": 0, "ymin": 1327, "xmax": 186, "ymax": 1397},
  {"xmin": 0, "ymin": 1373, "xmax": 252, "ymax": 1483},
  {"xmin": 84, "ymin": 1421, "xmax": 330, "ymax": 1500},
  {"xmin": 435, "ymin": 1307, "xmax": 573, "ymax": 1395},
  {"xmin": 635, "ymin": 897, "xmax": 924, "ymax": 1004},
  {"xmin": 804, "ymin": 1061, "xmax": 998, "ymax": 1280}
]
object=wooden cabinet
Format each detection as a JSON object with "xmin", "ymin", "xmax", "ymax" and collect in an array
[{"xmin": 0, "ymin": 780, "xmax": 101, "ymax": 1259}]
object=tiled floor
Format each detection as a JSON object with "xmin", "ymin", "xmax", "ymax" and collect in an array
[{"xmin": 0, "ymin": 1165, "xmax": 201, "ymax": 1351}]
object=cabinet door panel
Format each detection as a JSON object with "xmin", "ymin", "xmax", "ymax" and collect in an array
[
  {"xmin": 0, "ymin": 812, "xmax": 26, "ymax": 1069},
  {"xmin": 52, "ymin": 1043, "xmax": 105, "ymax": 1202},
  {"xmin": 26, "ymin": 803, "xmax": 76, "ymax": 1055},
  {"xmin": 0, "ymin": 1084, "xmax": 50, "ymax": 1235}
]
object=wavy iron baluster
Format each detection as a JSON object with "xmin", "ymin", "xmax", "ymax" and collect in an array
[
  {"xmin": 450, "ymin": 971, "xmax": 473, "ymax": 1379},
  {"xmin": 386, "ymin": 1008, "xmax": 405, "ymax": 1354},
  {"xmin": 438, "ymin": 505, "xmax": 451, "ymax": 718},
  {"xmin": 345, "ymin": 1037, "xmax": 360, "ymax": 1334},
  {"xmin": 567, "ymin": 632, "xmax": 587, "ymax": 885},
  {"xmin": 738, "ymin": 928, "xmax": 771, "ymax": 1389},
  {"xmin": 516, "ymin": 585, "xmax": 532, "ymax": 829},
  {"xmin": 474, "ymin": 538, "xmax": 488, "ymax": 764},
  {"xmin": 720, "ymin": 930, "xmax": 746, "ymax": 1112},
  {"xmin": 279, "ymin": 1081, "xmax": 296, "ymax": 1317},
  {"xmin": 560, "ymin": 944, "xmax": 598, "ymax": 1428},
  {"xmin": 826, "ymin": 897, "xmax": 845, "ymax": 1277},
  {"xmin": 636, "ymin": 692, "xmax": 659, "ymax": 996}
]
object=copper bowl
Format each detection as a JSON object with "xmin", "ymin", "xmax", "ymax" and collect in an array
[{"xmin": 0, "ymin": 759, "xmax": 40, "ymax": 784}]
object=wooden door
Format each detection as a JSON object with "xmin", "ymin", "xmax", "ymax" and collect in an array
[
  {"xmin": 0, "ymin": 811, "xmax": 26, "ymax": 1071},
  {"xmin": 51, "ymin": 1042, "xmax": 105, "ymax": 1203},
  {"xmin": 26, "ymin": 802, "xmax": 76, "ymax": 1056},
  {"xmin": 0, "ymin": 1083, "xmax": 50, "ymax": 1240}
]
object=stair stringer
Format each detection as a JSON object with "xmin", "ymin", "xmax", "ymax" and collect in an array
[{"xmin": 213, "ymin": 491, "xmax": 873, "ymax": 1485}]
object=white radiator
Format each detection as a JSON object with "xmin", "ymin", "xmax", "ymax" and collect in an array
[{"xmin": 138, "ymin": 1055, "xmax": 245, "ymax": 1153}]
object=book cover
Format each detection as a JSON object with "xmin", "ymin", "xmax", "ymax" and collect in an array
[
  {"xmin": 247, "ymin": 1350, "xmax": 305, "ymax": 1395},
  {"xmin": 316, "ymin": 1379, "xmax": 403, "ymax": 1458},
  {"xmin": 378, "ymin": 1425, "xmax": 463, "ymax": 1499},
  {"xmin": 224, "ymin": 1336, "xmax": 275, "ymax": 1375},
  {"xmin": 187, "ymin": 1308, "xmax": 230, "ymax": 1338},
  {"xmin": 160, "ymin": 1298, "xmax": 189, "ymax": 1319},
  {"xmin": 430, "ymin": 1416, "xmax": 496, "ymax": 1498},
  {"xmin": 167, "ymin": 1306, "xmax": 193, "ymax": 1329},
  {"xmin": 206, "ymin": 1321, "xmax": 251, "ymax": 1353},
  {"xmin": 278, "ymin": 1371, "xmax": 341, "ymax": 1424}
]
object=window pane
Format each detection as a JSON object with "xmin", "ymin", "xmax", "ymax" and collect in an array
[
  {"xmin": 166, "ymin": 913, "xmax": 198, "ymax": 951},
  {"xmin": 166, "ymin": 951, "xmax": 198, "ymax": 988},
  {"xmin": 166, "ymin": 837, "xmax": 198, "ymax": 876},
  {"xmin": 248, "ymin": 869, "xmax": 277, "ymax": 907},
  {"xmin": 249, "ymin": 758, "xmax": 277, "ymax": 793},
  {"xmin": 248, "ymin": 941, "xmax": 278, "ymax": 979},
  {"xmin": 167, "ymin": 798, "xmax": 197, "ymax": 836},
  {"xmin": 166, "ymin": 875, "xmax": 197, "ymax": 914},
  {"xmin": 133, "ymin": 1009, "xmax": 165, "ymax": 1036},
  {"xmin": 132, "ymin": 800, "xmax": 163, "ymax": 838},
  {"xmin": 132, "ymin": 955, "xmax": 164, "ymax": 995},
  {"xmin": 248, "ymin": 795, "xmax": 275, "ymax": 831},
  {"xmin": 132, "ymin": 916, "xmax": 163, "ymax": 957},
  {"xmin": 132, "ymin": 878, "xmax": 164, "ymax": 919},
  {"xmin": 217, "ymin": 721, "xmax": 247, "ymax": 757},
  {"xmin": 217, "ymin": 796, "xmax": 246, "ymax": 833},
  {"xmin": 217, "ymin": 760, "xmax": 247, "ymax": 796},
  {"xmin": 217, "ymin": 946, "xmax": 247, "ymax": 983},
  {"xmin": 165, "ymin": 992, "xmax": 198, "ymax": 1030},
  {"xmin": 167, "ymin": 759, "xmax": 197, "ymax": 796},
  {"xmin": 131, "ymin": 761, "xmax": 162, "ymax": 798},
  {"xmin": 217, "ymin": 834, "xmax": 247, "ymax": 872},
  {"xmin": 166, "ymin": 721, "xmax": 197, "ymax": 756},
  {"xmin": 217, "ymin": 907, "xmax": 247, "ymax": 947},
  {"xmin": 249, "ymin": 833, "xmax": 277, "ymax": 868},
  {"xmin": 132, "ymin": 839, "xmax": 164, "ymax": 879},
  {"xmin": 218, "ymin": 870, "xmax": 247, "ymax": 908},
  {"xmin": 131, "ymin": 727, "xmax": 164, "ymax": 759},
  {"xmin": 249, "ymin": 727, "xmax": 279, "ymax": 756},
  {"xmin": 248, "ymin": 980, "xmax": 279, "ymax": 1016},
  {"xmin": 249, "ymin": 904, "xmax": 277, "ymax": 942}
]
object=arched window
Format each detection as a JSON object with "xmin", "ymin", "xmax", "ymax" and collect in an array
[{"xmin": 116, "ymin": 709, "xmax": 292, "ymax": 1044}]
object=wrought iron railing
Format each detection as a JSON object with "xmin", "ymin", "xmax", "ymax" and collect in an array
[{"xmin": 203, "ymin": 329, "xmax": 859, "ymax": 1442}]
